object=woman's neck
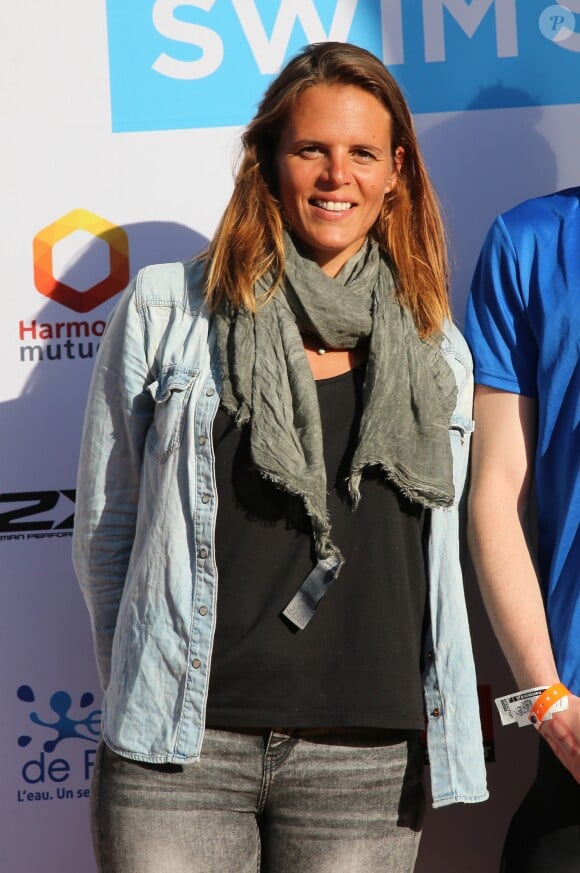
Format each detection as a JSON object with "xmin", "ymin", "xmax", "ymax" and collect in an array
[{"xmin": 301, "ymin": 335, "xmax": 368, "ymax": 380}]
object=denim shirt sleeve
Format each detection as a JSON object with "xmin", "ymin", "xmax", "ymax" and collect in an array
[
  {"xmin": 72, "ymin": 275, "xmax": 156, "ymax": 690},
  {"xmin": 423, "ymin": 323, "xmax": 489, "ymax": 807}
]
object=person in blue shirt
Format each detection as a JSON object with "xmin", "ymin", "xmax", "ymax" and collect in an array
[
  {"xmin": 74, "ymin": 42, "xmax": 487, "ymax": 873},
  {"xmin": 466, "ymin": 188, "xmax": 580, "ymax": 872}
]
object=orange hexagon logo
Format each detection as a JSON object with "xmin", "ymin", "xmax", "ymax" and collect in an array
[{"xmin": 33, "ymin": 209, "xmax": 130, "ymax": 313}]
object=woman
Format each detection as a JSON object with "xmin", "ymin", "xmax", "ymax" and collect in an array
[{"xmin": 73, "ymin": 41, "xmax": 487, "ymax": 873}]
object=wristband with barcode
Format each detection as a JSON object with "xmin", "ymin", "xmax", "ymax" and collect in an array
[
  {"xmin": 495, "ymin": 684, "xmax": 570, "ymax": 728},
  {"xmin": 530, "ymin": 683, "xmax": 570, "ymax": 725}
]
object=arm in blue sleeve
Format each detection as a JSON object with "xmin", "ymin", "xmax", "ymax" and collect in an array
[
  {"xmin": 72, "ymin": 276, "xmax": 154, "ymax": 690},
  {"xmin": 465, "ymin": 216, "xmax": 537, "ymax": 397}
]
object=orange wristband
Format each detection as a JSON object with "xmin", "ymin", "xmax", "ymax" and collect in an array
[{"xmin": 530, "ymin": 683, "xmax": 569, "ymax": 724}]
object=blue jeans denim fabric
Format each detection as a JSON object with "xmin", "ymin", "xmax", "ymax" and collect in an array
[{"xmin": 91, "ymin": 728, "xmax": 425, "ymax": 872}]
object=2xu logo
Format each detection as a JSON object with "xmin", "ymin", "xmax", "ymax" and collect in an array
[{"xmin": 0, "ymin": 491, "xmax": 75, "ymax": 533}]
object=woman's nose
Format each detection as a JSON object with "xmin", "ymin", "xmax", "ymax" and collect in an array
[{"xmin": 321, "ymin": 150, "xmax": 350, "ymax": 186}]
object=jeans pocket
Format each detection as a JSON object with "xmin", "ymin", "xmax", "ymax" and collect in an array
[{"xmin": 146, "ymin": 365, "xmax": 198, "ymax": 462}]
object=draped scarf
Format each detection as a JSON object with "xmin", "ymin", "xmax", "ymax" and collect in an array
[{"xmin": 216, "ymin": 234, "xmax": 457, "ymax": 629}]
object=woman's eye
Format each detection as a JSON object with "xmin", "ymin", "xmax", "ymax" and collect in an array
[
  {"xmin": 299, "ymin": 145, "xmax": 323, "ymax": 156},
  {"xmin": 352, "ymin": 149, "xmax": 375, "ymax": 160}
]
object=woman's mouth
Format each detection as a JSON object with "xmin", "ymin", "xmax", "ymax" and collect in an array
[{"xmin": 310, "ymin": 199, "xmax": 354, "ymax": 212}]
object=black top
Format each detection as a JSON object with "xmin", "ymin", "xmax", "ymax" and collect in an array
[{"xmin": 206, "ymin": 364, "xmax": 428, "ymax": 729}]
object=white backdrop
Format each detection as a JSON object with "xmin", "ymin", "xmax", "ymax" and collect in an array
[{"xmin": 2, "ymin": 3, "xmax": 579, "ymax": 871}]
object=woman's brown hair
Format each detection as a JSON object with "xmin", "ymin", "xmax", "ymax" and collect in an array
[{"xmin": 204, "ymin": 41, "xmax": 450, "ymax": 336}]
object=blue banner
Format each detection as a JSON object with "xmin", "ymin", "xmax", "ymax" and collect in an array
[{"xmin": 106, "ymin": 0, "xmax": 580, "ymax": 131}]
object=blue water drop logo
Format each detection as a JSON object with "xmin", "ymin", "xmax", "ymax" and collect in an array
[
  {"xmin": 17, "ymin": 684, "xmax": 36, "ymax": 703},
  {"xmin": 17, "ymin": 684, "xmax": 101, "ymax": 752}
]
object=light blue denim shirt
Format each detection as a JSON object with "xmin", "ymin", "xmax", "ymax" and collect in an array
[{"xmin": 73, "ymin": 260, "xmax": 488, "ymax": 809}]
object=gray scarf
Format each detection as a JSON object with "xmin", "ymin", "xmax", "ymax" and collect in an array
[{"xmin": 216, "ymin": 234, "xmax": 457, "ymax": 629}]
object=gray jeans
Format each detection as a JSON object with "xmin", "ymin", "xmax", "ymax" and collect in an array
[{"xmin": 91, "ymin": 727, "xmax": 425, "ymax": 873}]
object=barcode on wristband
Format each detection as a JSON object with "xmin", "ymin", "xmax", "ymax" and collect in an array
[{"xmin": 495, "ymin": 686, "xmax": 568, "ymax": 727}]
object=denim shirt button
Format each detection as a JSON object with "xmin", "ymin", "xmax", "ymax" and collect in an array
[
  {"xmin": 192, "ymin": 659, "xmax": 202, "ymax": 669},
  {"xmin": 199, "ymin": 548, "xmax": 208, "ymax": 558},
  {"xmin": 206, "ymin": 388, "xmax": 215, "ymax": 397},
  {"xmin": 431, "ymin": 707, "xmax": 441, "ymax": 718},
  {"xmin": 199, "ymin": 606, "xmax": 208, "ymax": 616},
  {"xmin": 201, "ymin": 494, "xmax": 211, "ymax": 504},
  {"xmin": 199, "ymin": 435, "xmax": 207, "ymax": 445}
]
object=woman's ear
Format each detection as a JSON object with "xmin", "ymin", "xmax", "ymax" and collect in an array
[
  {"xmin": 394, "ymin": 145, "xmax": 405, "ymax": 173},
  {"xmin": 385, "ymin": 146, "xmax": 405, "ymax": 193}
]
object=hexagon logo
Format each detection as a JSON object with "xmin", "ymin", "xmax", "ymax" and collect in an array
[{"xmin": 33, "ymin": 209, "xmax": 130, "ymax": 313}]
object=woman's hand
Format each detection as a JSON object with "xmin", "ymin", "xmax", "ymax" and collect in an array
[{"xmin": 540, "ymin": 692, "xmax": 580, "ymax": 783}]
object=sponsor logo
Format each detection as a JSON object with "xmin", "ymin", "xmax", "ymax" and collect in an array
[
  {"xmin": 106, "ymin": 0, "xmax": 580, "ymax": 132},
  {"xmin": 18, "ymin": 318, "xmax": 106, "ymax": 365},
  {"xmin": 21, "ymin": 209, "xmax": 127, "ymax": 365},
  {"xmin": 0, "ymin": 491, "xmax": 75, "ymax": 542},
  {"xmin": 33, "ymin": 209, "xmax": 129, "ymax": 313},
  {"xmin": 16, "ymin": 684, "xmax": 101, "ymax": 804}
]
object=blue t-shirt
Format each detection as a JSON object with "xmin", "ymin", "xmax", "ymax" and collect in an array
[{"xmin": 465, "ymin": 187, "xmax": 580, "ymax": 695}]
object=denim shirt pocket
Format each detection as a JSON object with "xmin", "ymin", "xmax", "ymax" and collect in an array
[{"xmin": 146, "ymin": 365, "xmax": 199, "ymax": 462}]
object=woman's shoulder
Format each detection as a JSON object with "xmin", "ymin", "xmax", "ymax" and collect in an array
[
  {"xmin": 438, "ymin": 320, "xmax": 474, "ymax": 414},
  {"xmin": 439, "ymin": 320, "xmax": 473, "ymax": 375},
  {"xmin": 133, "ymin": 258, "xmax": 207, "ymax": 313}
]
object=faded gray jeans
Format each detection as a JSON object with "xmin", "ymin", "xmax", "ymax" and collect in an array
[{"xmin": 91, "ymin": 727, "xmax": 425, "ymax": 873}]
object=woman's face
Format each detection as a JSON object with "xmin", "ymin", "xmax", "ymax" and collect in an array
[{"xmin": 276, "ymin": 83, "xmax": 402, "ymax": 277}]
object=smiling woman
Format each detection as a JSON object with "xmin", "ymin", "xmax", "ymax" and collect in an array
[
  {"xmin": 275, "ymin": 84, "xmax": 400, "ymax": 277},
  {"xmin": 73, "ymin": 41, "xmax": 487, "ymax": 873}
]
